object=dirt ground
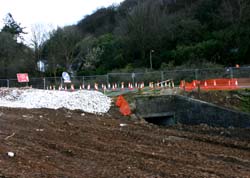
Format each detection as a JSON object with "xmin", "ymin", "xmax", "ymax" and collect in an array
[
  {"xmin": 0, "ymin": 102, "xmax": 250, "ymax": 178},
  {"xmin": 184, "ymin": 89, "xmax": 250, "ymax": 113}
]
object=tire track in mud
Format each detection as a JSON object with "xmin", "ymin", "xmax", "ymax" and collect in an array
[{"xmin": 0, "ymin": 107, "xmax": 250, "ymax": 177}]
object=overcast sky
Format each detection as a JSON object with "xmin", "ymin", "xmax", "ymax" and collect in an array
[{"xmin": 0, "ymin": 0, "xmax": 124, "ymax": 42}]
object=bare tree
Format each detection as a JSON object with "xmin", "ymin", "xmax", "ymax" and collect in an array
[{"xmin": 30, "ymin": 24, "xmax": 52, "ymax": 63}]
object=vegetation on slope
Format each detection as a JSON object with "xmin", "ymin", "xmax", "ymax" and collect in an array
[{"xmin": 0, "ymin": 0, "xmax": 250, "ymax": 78}]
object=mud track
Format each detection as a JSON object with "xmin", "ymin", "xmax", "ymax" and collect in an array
[{"xmin": 0, "ymin": 107, "xmax": 249, "ymax": 178}]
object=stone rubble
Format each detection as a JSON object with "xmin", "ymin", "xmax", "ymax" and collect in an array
[{"xmin": 0, "ymin": 88, "xmax": 111, "ymax": 114}]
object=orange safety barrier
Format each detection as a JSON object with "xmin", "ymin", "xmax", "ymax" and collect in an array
[
  {"xmin": 179, "ymin": 80, "xmax": 196, "ymax": 91},
  {"xmin": 116, "ymin": 95, "xmax": 131, "ymax": 116},
  {"xmin": 200, "ymin": 78, "xmax": 238, "ymax": 90},
  {"xmin": 180, "ymin": 78, "xmax": 240, "ymax": 91}
]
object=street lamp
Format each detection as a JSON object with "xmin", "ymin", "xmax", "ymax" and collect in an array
[{"xmin": 150, "ymin": 49, "xmax": 154, "ymax": 70}]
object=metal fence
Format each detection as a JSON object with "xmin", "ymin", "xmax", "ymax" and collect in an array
[{"xmin": 0, "ymin": 67, "xmax": 249, "ymax": 89}]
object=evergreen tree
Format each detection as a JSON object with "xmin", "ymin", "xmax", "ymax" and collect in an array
[{"xmin": 1, "ymin": 13, "xmax": 27, "ymax": 41}]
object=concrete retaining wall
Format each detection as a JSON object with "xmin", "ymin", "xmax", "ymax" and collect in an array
[{"xmin": 135, "ymin": 95, "xmax": 250, "ymax": 128}]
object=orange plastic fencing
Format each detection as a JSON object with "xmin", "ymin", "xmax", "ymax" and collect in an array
[
  {"xmin": 180, "ymin": 78, "xmax": 240, "ymax": 91},
  {"xmin": 200, "ymin": 78, "xmax": 238, "ymax": 90},
  {"xmin": 116, "ymin": 95, "xmax": 131, "ymax": 116},
  {"xmin": 179, "ymin": 80, "xmax": 200, "ymax": 92}
]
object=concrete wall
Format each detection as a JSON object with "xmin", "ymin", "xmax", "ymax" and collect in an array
[{"xmin": 135, "ymin": 95, "xmax": 250, "ymax": 128}]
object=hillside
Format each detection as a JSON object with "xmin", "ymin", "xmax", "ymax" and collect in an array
[
  {"xmin": 73, "ymin": 0, "xmax": 250, "ymax": 75},
  {"xmin": 1, "ymin": 0, "xmax": 250, "ymax": 78}
]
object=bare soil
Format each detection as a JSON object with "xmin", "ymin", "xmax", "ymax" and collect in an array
[
  {"xmin": 183, "ymin": 89, "xmax": 250, "ymax": 113},
  {"xmin": 0, "ymin": 104, "xmax": 250, "ymax": 178}
]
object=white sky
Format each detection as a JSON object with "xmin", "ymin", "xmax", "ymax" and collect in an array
[{"xmin": 0, "ymin": 0, "xmax": 124, "ymax": 42}]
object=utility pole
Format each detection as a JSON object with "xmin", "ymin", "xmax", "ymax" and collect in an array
[{"xmin": 150, "ymin": 49, "xmax": 154, "ymax": 70}]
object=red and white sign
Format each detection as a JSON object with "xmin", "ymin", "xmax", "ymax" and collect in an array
[{"xmin": 17, "ymin": 73, "xmax": 29, "ymax": 83}]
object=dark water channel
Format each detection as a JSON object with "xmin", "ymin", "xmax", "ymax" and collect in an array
[{"xmin": 144, "ymin": 115, "xmax": 176, "ymax": 126}]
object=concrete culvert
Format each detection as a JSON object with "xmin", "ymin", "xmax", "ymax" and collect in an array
[{"xmin": 144, "ymin": 115, "xmax": 176, "ymax": 126}]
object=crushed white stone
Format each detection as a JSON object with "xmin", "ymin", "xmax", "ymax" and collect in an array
[{"xmin": 0, "ymin": 88, "xmax": 111, "ymax": 114}]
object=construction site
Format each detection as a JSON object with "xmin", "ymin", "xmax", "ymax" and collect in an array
[
  {"xmin": 0, "ymin": 77, "xmax": 249, "ymax": 177},
  {"xmin": 1, "ymin": 0, "xmax": 250, "ymax": 176}
]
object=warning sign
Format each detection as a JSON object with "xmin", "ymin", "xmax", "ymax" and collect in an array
[{"xmin": 17, "ymin": 73, "xmax": 29, "ymax": 83}]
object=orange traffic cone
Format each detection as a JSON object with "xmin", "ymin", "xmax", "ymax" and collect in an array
[
  {"xmin": 121, "ymin": 82, "xmax": 124, "ymax": 90},
  {"xmin": 71, "ymin": 84, "xmax": 75, "ymax": 91},
  {"xmin": 94, "ymin": 83, "xmax": 98, "ymax": 90}
]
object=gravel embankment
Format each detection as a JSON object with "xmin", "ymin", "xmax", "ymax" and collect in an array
[{"xmin": 0, "ymin": 88, "xmax": 111, "ymax": 114}]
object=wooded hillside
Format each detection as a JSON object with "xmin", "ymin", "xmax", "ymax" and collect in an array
[{"xmin": 0, "ymin": 0, "xmax": 250, "ymax": 78}]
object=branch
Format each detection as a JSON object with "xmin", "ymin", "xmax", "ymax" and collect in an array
[{"xmin": 4, "ymin": 132, "xmax": 16, "ymax": 140}]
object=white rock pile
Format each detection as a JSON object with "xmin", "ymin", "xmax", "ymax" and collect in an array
[{"xmin": 0, "ymin": 88, "xmax": 111, "ymax": 114}]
